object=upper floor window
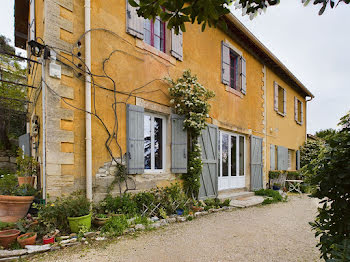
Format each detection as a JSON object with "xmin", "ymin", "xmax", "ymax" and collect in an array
[
  {"xmin": 294, "ymin": 97, "xmax": 304, "ymax": 125},
  {"xmin": 221, "ymin": 41, "xmax": 246, "ymax": 95},
  {"xmin": 144, "ymin": 112, "xmax": 166, "ymax": 172},
  {"xmin": 274, "ymin": 81, "xmax": 286, "ymax": 116},
  {"xmin": 144, "ymin": 18, "xmax": 166, "ymax": 53},
  {"xmin": 126, "ymin": 3, "xmax": 183, "ymax": 60}
]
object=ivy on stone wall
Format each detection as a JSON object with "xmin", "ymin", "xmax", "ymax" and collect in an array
[{"xmin": 167, "ymin": 70, "xmax": 215, "ymax": 198}]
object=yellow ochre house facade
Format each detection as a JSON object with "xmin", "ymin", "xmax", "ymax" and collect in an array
[{"xmin": 14, "ymin": 0, "xmax": 314, "ymax": 201}]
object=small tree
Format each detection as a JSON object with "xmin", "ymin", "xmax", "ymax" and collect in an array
[
  {"xmin": 0, "ymin": 35, "xmax": 27, "ymax": 151},
  {"xmin": 168, "ymin": 70, "xmax": 215, "ymax": 198},
  {"xmin": 300, "ymin": 139, "xmax": 324, "ymax": 168},
  {"xmin": 308, "ymin": 111, "xmax": 350, "ymax": 260}
]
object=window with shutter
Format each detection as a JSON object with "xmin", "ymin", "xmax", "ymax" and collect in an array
[
  {"xmin": 294, "ymin": 97, "xmax": 303, "ymax": 125},
  {"xmin": 126, "ymin": 104, "xmax": 145, "ymax": 174},
  {"xmin": 171, "ymin": 114, "xmax": 187, "ymax": 173},
  {"xmin": 275, "ymin": 82, "xmax": 286, "ymax": 116},
  {"xmin": 221, "ymin": 41, "xmax": 246, "ymax": 95}
]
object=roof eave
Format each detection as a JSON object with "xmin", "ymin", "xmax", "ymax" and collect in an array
[{"xmin": 225, "ymin": 13, "xmax": 314, "ymax": 99}]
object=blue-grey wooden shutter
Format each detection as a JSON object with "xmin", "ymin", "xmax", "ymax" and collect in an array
[
  {"xmin": 283, "ymin": 88, "xmax": 287, "ymax": 116},
  {"xmin": 171, "ymin": 29, "xmax": 183, "ymax": 61},
  {"xmin": 296, "ymin": 150, "xmax": 300, "ymax": 170},
  {"xmin": 270, "ymin": 144, "xmax": 275, "ymax": 170},
  {"xmin": 251, "ymin": 135, "xmax": 263, "ymax": 190},
  {"xmin": 126, "ymin": 104, "xmax": 144, "ymax": 174},
  {"xmin": 221, "ymin": 41, "xmax": 230, "ymax": 85},
  {"xmin": 199, "ymin": 124, "xmax": 218, "ymax": 199},
  {"xmin": 240, "ymin": 56, "xmax": 246, "ymax": 95},
  {"xmin": 171, "ymin": 114, "xmax": 187, "ymax": 173},
  {"xmin": 126, "ymin": 0, "xmax": 144, "ymax": 39},
  {"xmin": 277, "ymin": 146, "xmax": 288, "ymax": 170},
  {"xmin": 274, "ymin": 81, "xmax": 278, "ymax": 112}
]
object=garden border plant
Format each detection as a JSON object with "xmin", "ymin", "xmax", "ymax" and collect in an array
[{"xmin": 167, "ymin": 70, "xmax": 215, "ymax": 198}]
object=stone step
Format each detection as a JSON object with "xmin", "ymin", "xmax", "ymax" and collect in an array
[
  {"xmin": 218, "ymin": 191, "xmax": 255, "ymax": 201},
  {"xmin": 230, "ymin": 196, "xmax": 264, "ymax": 208}
]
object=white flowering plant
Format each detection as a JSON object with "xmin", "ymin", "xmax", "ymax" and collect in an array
[
  {"xmin": 167, "ymin": 70, "xmax": 215, "ymax": 198},
  {"xmin": 167, "ymin": 70, "xmax": 215, "ymax": 137}
]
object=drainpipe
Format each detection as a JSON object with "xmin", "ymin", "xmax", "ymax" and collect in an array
[
  {"xmin": 85, "ymin": 0, "xmax": 92, "ymax": 201},
  {"xmin": 41, "ymin": 57, "xmax": 46, "ymax": 200}
]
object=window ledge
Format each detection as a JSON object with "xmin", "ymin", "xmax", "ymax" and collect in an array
[
  {"xmin": 276, "ymin": 111, "xmax": 286, "ymax": 117},
  {"xmin": 225, "ymin": 85, "xmax": 243, "ymax": 98},
  {"xmin": 136, "ymin": 39, "xmax": 176, "ymax": 65},
  {"xmin": 295, "ymin": 120, "xmax": 303, "ymax": 126}
]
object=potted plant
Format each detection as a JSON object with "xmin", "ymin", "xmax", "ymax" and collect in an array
[
  {"xmin": 272, "ymin": 183, "xmax": 281, "ymax": 191},
  {"xmin": 0, "ymin": 229, "xmax": 21, "ymax": 248},
  {"xmin": 42, "ymin": 229, "xmax": 59, "ymax": 245},
  {"xmin": 17, "ymin": 232, "xmax": 37, "ymax": 248},
  {"xmin": 65, "ymin": 195, "xmax": 91, "ymax": 233},
  {"xmin": 93, "ymin": 214, "xmax": 110, "ymax": 227},
  {"xmin": 16, "ymin": 149, "xmax": 38, "ymax": 187},
  {"xmin": 0, "ymin": 174, "xmax": 37, "ymax": 222}
]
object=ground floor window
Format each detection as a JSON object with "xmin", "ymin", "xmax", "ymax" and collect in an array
[
  {"xmin": 144, "ymin": 113, "xmax": 166, "ymax": 171},
  {"xmin": 218, "ymin": 131, "xmax": 245, "ymax": 190}
]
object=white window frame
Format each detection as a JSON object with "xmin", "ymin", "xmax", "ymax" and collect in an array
[
  {"xmin": 219, "ymin": 131, "xmax": 246, "ymax": 178},
  {"xmin": 144, "ymin": 112, "xmax": 166, "ymax": 173}
]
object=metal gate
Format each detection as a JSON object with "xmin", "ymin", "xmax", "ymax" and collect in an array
[
  {"xmin": 198, "ymin": 124, "xmax": 218, "ymax": 199},
  {"xmin": 251, "ymin": 135, "xmax": 263, "ymax": 191}
]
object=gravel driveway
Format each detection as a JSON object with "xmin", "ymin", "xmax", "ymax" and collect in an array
[{"xmin": 32, "ymin": 195, "xmax": 321, "ymax": 262}]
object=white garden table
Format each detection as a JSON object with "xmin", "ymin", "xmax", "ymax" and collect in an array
[{"xmin": 285, "ymin": 180, "xmax": 303, "ymax": 194}]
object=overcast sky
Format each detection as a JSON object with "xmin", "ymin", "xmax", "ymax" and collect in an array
[{"xmin": 1, "ymin": 1, "xmax": 349, "ymax": 134}]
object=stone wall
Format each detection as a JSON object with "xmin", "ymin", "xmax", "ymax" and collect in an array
[{"xmin": 0, "ymin": 151, "xmax": 16, "ymax": 172}]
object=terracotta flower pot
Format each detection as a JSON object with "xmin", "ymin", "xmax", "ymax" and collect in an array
[
  {"xmin": 18, "ymin": 176, "xmax": 35, "ymax": 187},
  {"xmin": 0, "ymin": 195, "xmax": 35, "ymax": 223},
  {"xmin": 17, "ymin": 232, "xmax": 37, "ymax": 248},
  {"xmin": 0, "ymin": 229, "xmax": 21, "ymax": 249},
  {"xmin": 93, "ymin": 217, "xmax": 109, "ymax": 227}
]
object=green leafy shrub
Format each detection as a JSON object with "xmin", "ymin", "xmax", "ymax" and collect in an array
[
  {"xmin": 254, "ymin": 189, "xmax": 283, "ymax": 205},
  {"xmin": 0, "ymin": 173, "xmax": 18, "ymax": 195},
  {"xmin": 203, "ymin": 198, "xmax": 230, "ymax": 210},
  {"xmin": 133, "ymin": 215, "xmax": 150, "ymax": 226},
  {"xmin": 37, "ymin": 193, "xmax": 90, "ymax": 233},
  {"xmin": 16, "ymin": 148, "xmax": 37, "ymax": 177},
  {"xmin": 132, "ymin": 192, "xmax": 156, "ymax": 216},
  {"xmin": 268, "ymin": 171, "xmax": 281, "ymax": 180},
  {"xmin": 300, "ymin": 139, "xmax": 324, "ymax": 168},
  {"xmin": 101, "ymin": 215, "xmax": 128, "ymax": 236},
  {"xmin": 101, "ymin": 193, "xmax": 138, "ymax": 216},
  {"xmin": 308, "ymin": 111, "xmax": 350, "ymax": 260},
  {"xmin": 0, "ymin": 173, "xmax": 37, "ymax": 196}
]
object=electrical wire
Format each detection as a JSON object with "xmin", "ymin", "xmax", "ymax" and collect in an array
[{"xmin": 34, "ymin": 28, "xmax": 174, "ymax": 194}]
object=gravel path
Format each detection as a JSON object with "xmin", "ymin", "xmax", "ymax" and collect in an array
[{"xmin": 32, "ymin": 195, "xmax": 321, "ymax": 262}]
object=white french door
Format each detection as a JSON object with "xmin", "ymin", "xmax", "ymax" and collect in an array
[{"xmin": 218, "ymin": 131, "xmax": 246, "ymax": 191}]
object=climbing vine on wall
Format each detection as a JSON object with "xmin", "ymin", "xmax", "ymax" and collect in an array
[{"xmin": 167, "ymin": 70, "xmax": 215, "ymax": 198}]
